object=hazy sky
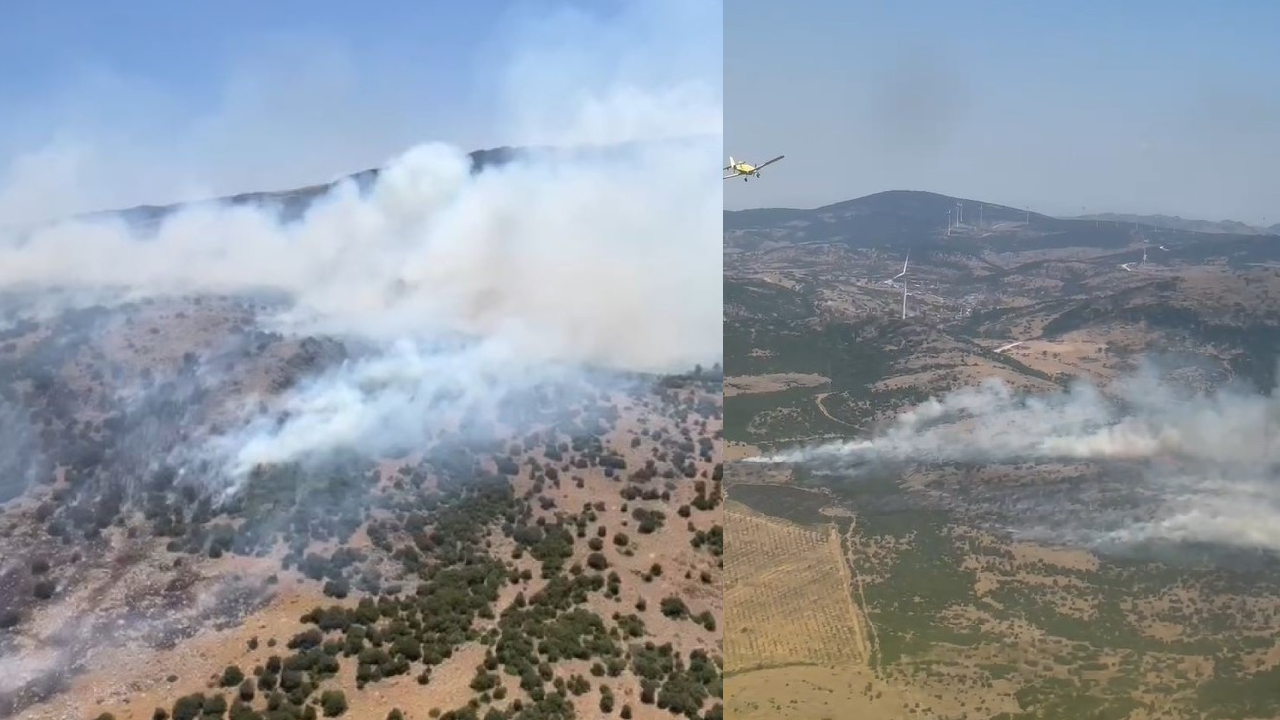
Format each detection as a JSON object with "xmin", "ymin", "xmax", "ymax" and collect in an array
[
  {"xmin": 725, "ymin": 0, "xmax": 1280, "ymax": 225},
  {"xmin": 0, "ymin": 0, "xmax": 719, "ymax": 225}
]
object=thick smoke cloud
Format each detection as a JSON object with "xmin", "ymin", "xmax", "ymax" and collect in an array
[
  {"xmin": 755, "ymin": 364, "xmax": 1280, "ymax": 554},
  {"xmin": 0, "ymin": 139, "xmax": 721, "ymax": 372},
  {"xmin": 0, "ymin": 0, "xmax": 723, "ymax": 484},
  {"xmin": 207, "ymin": 337, "xmax": 628, "ymax": 484}
]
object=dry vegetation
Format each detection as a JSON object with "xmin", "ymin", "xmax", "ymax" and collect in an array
[
  {"xmin": 0, "ymin": 300, "xmax": 725, "ymax": 720},
  {"xmin": 725, "ymin": 193, "xmax": 1280, "ymax": 718},
  {"xmin": 723, "ymin": 503, "xmax": 868, "ymax": 674},
  {"xmin": 722, "ymin": 374, "xmax": 827, "ymax": 398}
]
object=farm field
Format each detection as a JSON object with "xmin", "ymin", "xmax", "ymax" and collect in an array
[{"xmin": 723, "ymin": 500, "xmax": 870, "ymax": 674}]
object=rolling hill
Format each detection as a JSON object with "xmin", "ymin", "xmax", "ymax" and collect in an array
[
  {"xmin": 727, "ymin": 190, "xmax": 1280, "ymax": 260},
  {"xmin": 75, "ymin": 146, "xmax": 527, "ymax": 229},
  {"xmin": 79, "ymin": 136, "xmax": 717, "ymax": 231},
  {"xmin": 0, "ymin": 142, "xmax": 726, "ymax": 720},
  {"xmin": 726, "ymin": 190, "xmax": 1280, "ymax": 446},
  {"xmin": 723, "ymin": 189, "xmax": 1280, "ymax": 720},
  {"xmin": 1072, "ymin": 212, "xmax": 1280, "ymax": 237}
]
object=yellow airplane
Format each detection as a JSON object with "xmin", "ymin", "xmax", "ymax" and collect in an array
[{"xmin": 723, "ymin": 154, "xmax": 784, "ymax": 181}]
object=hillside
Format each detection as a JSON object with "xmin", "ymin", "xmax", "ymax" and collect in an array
[
  {"xmin": 79, "ymin": 136, "xmax": 717, "ymax": 231},
  {"xmin": 74, "ymin": 146, "xmax": 527, "ymax": 229},
  {"xmin": 0, "ymin": 150, "xmax": 725, "ymax": 720},
  {"xmin": 723, "ymin": 189, "xmax": 1280, "ymax": 720},
  {"xmin": 1072, "ymin": 212, "xmax": 1280, "ymax": 237},
  {"xmin": 726, "ymin": 189, "xmax": 1280, "ymax": 434},
  {"xmin": 726, "ymin": 191, "xmax": 1278, "ymax": 259}
]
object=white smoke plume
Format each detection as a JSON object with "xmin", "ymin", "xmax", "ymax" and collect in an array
[
  {"xmin": 0, "ymin": 139, "xmax": 721, "ymax": 372},
  {"xmin": 206, "ymin": 336, "xmax": 627, "ymax": 481},
  {"xmin": 755, "ymin": 364, "xmax": 1280, "ymax": 555},
  {"xmin": 762, "ymin": 370, "xmax": 1279, "ymax": 468},
  {"xmin": 0, "ymin": 0, "xmax": 723, "ymax": 483}
]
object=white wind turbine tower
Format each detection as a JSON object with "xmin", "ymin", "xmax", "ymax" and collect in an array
[
  {"xmin": 947, "ymin": 209, "xmax": 952, "ymax": 235},
  {"xmin": 900, "ymin": 253, "xmax": 911, "ymax": 320}
]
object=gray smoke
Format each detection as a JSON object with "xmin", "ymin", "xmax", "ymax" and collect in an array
[
  {"xmin": 0, "ymin": 0, "xmax": 723, "ymax": 490},
  {"xmin": 0, "ymin": 139, "xmax": 721, "ymax": 372},
  {"xmin": 756, "ymin": 363, "xmax": 1280, "ymax": 554}
]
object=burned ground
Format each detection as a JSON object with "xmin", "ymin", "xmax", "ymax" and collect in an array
[{"xmin": 0, "ymin": 299, "xmax": 724, "ymax": 720}]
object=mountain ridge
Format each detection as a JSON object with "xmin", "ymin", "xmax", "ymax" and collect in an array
[
  {"xmin": 724, "ymin": 189, "xmax": 1276, "ymax": 258},
  {"xmin": 79, "ymin": 145, "xmax": 527, "ymax": 228},
  {"xmin": 65, "ymin": 134, "xmax": 716, "ymax": 230},
  {"xmin": 1069, "ymin": 211, "xmax": 1280, "ymax": 236},
  {"xmin": 728, "ymin": 189, "xmax": 1277, "ymax": 237}
]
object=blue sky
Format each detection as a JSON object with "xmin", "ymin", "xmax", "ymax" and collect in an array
[
  {"xmin": 0, "ymin": 0, "xmax": 719, "ymax": 224},
  {"xmin": 0, "ymin": 0, "xmax": 511, "ymax": 222},
  {"xmin": 0, "ymin": 2, "xmax": 490, "ymax": 109},
  {"xmin": 726, "ymin": 0, "xmax": 1280, "ymax": 225}
]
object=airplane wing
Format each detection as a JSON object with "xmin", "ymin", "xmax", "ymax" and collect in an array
[
  {"xmin": 754, "ymin": 155, "xmax": 785, "ymax": 171},
  {"xmin": 723, "ymin": 174, "xmax": 738, "ymax": 181},
  {"xmin": 723, "ymin": 165, "xmax": 733, "ymax": 171}
]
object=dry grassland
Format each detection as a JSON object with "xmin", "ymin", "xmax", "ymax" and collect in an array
[{"xmin": 723, "ymin": 373, "xmax": 829, "ymax": 397}]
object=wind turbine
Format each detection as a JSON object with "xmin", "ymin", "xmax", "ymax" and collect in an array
[{"xmin": 899, "ymin": 253, "xmax": 911, "ymax": 320}]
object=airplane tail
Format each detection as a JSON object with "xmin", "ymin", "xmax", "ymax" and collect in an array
[{"xmin": 728, "ymin": 156, "xmax": 734, "ymax": 166}]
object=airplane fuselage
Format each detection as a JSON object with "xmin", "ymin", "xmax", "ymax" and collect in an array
[{"xmin": 724, "ymin": 154, "xmax": 782, "ymax": 181}]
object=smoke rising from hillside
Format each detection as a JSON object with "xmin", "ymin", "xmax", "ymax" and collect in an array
[
  {"xmin": 0, "ymin": 138, "xmax": 721, "ymax": 372},
  {"xmin": 0, "ymin": 4, "xmax": 721, "ymax": 712},
  {"xmin": 0, "ymin": 0, "xmax": 722, "ymax": 481},
  {"xmin": 206, "ymin": 337, "xmax": 629, "ymax": 483},
  {"xmin": 765, "ymin": 369, "xmax": 1278, "ymax": 467},
  {"xmin": 756, "ymin": 365, "xmax": 1280, "ymax": 553}
]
